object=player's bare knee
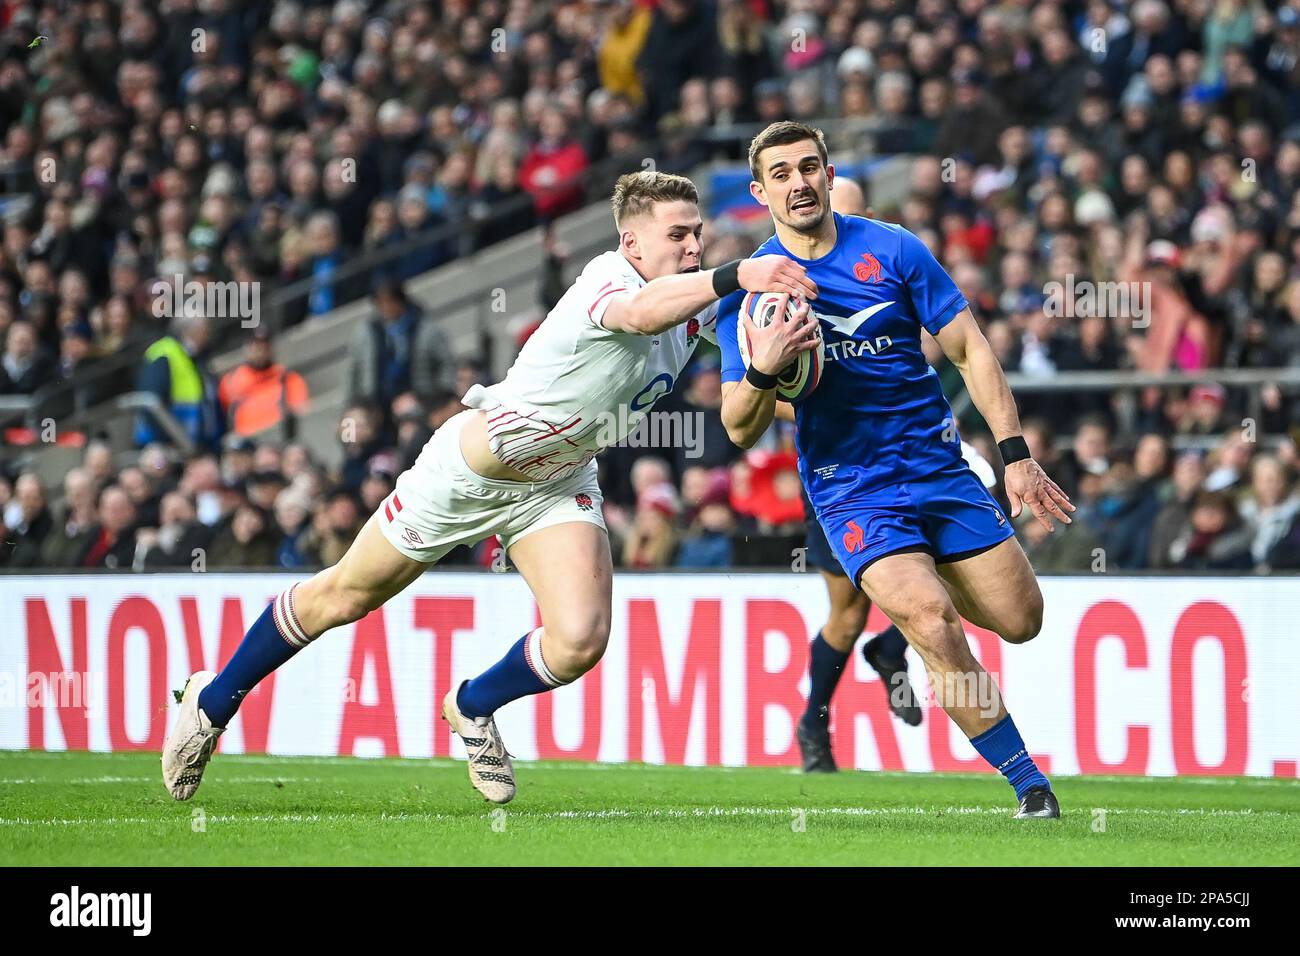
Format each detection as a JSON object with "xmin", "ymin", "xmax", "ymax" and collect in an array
[
  {"xmin": 898, "ymin": 600, "xmax": 962, "ymax": 659},
  {"xmin": 824, "ymin": 609, "xmax": 866, "ymax": 650},
  {"xmin": 545, "ymin": 616, "xmax": 610, "ymax": 676},
  {"xmin": 310, "ymin": 578, "xmax": 379, "ymax": 631},
  {"xmin": 1002, "ymin": 594, "xmax": 1044, "ymax": 645}
]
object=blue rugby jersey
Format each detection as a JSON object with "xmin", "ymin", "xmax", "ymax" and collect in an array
[{"xmin": 718, "ymin": 212, "xmax": 970, "ymax": 505}]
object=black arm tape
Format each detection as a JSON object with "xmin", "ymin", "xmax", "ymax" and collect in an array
[
  {"xmin": 745, "ymin": 364, "xmax": 779, "ymax": 390},
  {"xmin": 711, "ymin": 259, "xmax": 741, "ymax": 298},
  {"xmin": 998, "ymin": 435, "xmax": 1031, "ymax": 466}
]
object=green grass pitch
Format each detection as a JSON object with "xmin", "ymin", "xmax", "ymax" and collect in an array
[{"xmin": 2, "ymin": 750, "xmax": 1297, "ymax": 866}]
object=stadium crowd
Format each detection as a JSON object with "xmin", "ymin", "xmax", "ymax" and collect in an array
[{"xmin": 3, "ymin": 0, "xmax": 1300, "ymax": 574}]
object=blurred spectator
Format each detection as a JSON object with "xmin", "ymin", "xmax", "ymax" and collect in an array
[
  {"xmin": 1204, "ymin": 431, "xmax": 1253, "ymax": 493},
  {"xmin": 1148, "ymin": 454, "xmax": 1211, "ymax": 567},
  {"xmin": 1054, "ymin": 415, "xmax": 1112, "ymax": 500},
  {"xmin": 933, "ymin": 69, "xmax": 1010, "ymax": 166},
  {"xmin": 207, "ymin": 503, "xmax": 278, "ymax": 568},
  {"xmin": 118, "ymin": 465, "xmax": 160, "ymax": 528},
  {"xmin": 639, "ymin": 0, "xmax": 718, "ymax": 123},
  {"xmin": 518, "ymin": 108, "xmax": 588, "ymax": 220},
  {"xmin": 1239, "ymin": 454, "xmax": 1300, "ymax": 568},
  {"xmin": 359, "ymin": 468, "xmax": 396, "ymax": 515},
  {"xmin": 599, "ymin": 1, "xmax": 653, "ymax": 106},
  {"xmin": 79, "ymin": 484, "xmax": 138, "ymax": 570},
  {"xmin": 273, "ymin": 485, "xmax": 315, "ymax": 569},
  {"xmin": 1167, "ymin": 490, "xmax": 1253, "ymax": 571},
  {"xmin": 179, "ymin": 455, "xmax": 226, "ymax": 527},
  {"xmin": 731, "ymin": 450, "xmax": 805, "ymax": 531},
  {"xmin": 0, "ymin": 472, "xmax": 52, "ymax": 567},
  {"xmin": 51, "ymin": 322, "xmax": 103, "ymax": 414},
  {"xmin": 302, "ymin": 488, "xmax": 364, "ymax": 567},
  {"xmin": 392, "ymin": 184, "xmax": 451, "ymax": 280},
  {"xmin": 301, "ymin": 211, "xmax": 364, "ymax": 318},
  {"xmin": 1016, "ymin": 509, "xmax": 1102, "ymax": 572},
  {"xmin": 246, "ymin": 471, "xmax": 288, "ymax": 514},
  {"xmin": 676, "ymin": 466, "xmax": 736, "ymax": 570},
  {"xmin": 1175, "ymin": 383, "xmax": 1230, "ymax": 436},
  {"xmin": 40, "ymin": 467, "xmax": 99, "ymax": 568},
  {"xmin": 623, "ymin": 482, "xmax": 680, "ymax": 568},
  {"xmin": 666, "ymin": 355, "xmax": 742, "ymax": 473},
  {"xmin": 348, "ymin": 281, "xmax": 455, "ymax": 409},
  {"xmin": 218, "ymin": 327, "xmax": 310, "ymax": 437},
  {"xmin": 82, "ymin": 440, "xmax": 116, "ymax": 491},
  {"xmin": 472, "ymin": 156, "xmax": 538, "ymax": 250},
  {"xmin": 454, "ymin": 357, "xmax": 487, "ymax": 399},
  {"xmin": 221, "ymin": 436, "xmax": 257, "ymax": 487},
  {"xmin": 139, "ymin": 492, "xmax": 213, "ymax": 570},
  {"xmin": 0, "ymin": 320, "xmax": 54, "ymax": 394},
  {"xmin": 135, "ymin": 314, "xmax": 224, "ymax": 451},
  {"xmin": 1096, "ymin": 433, "xmax": 1171, "ymax": 569}
]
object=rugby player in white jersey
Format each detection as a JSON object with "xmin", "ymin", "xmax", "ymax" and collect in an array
[{"xmin": 161, "ymin": 171, "xmax": 816, "ymax": 804}]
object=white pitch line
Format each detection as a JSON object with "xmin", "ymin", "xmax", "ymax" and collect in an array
[
  {"xmin": 3, "ymin": 750, "xmax": 1297, "ymax": 785},
  {"xmin": 0, "ymin": 776, "xmax": 322, "ymax": 785},
  {"xmin": 0, "ymin": 806, "xmax": 1291, "ymax": 828}
]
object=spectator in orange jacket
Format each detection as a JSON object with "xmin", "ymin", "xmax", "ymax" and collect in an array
[{"xmin": 218, "ymin": 327, "xmax": 310, "ymax": 437}]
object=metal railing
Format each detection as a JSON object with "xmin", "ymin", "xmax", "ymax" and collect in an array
[
  {"xmin": 0, "ymin": 392, "xmax": 192, "ymax": 462},
  {"xmin": 949, "ymin": 367, "xmax": 1300, "ymax": 438}
]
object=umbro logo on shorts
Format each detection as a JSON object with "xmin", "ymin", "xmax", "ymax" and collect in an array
[{"xmin": 402, "ymin": 527, "xmax": 424, "ymax": 547}]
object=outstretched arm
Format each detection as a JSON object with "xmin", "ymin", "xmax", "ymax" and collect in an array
[
  {"xmin": 933, "ymin": 308, "xmax": 1075, "ymax": 531},
  {"xmin": 601, "ymin": 255, "xmax": 818, "ymax": 335}
]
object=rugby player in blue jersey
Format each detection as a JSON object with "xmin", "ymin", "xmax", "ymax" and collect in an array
[{"xmin": 717, "ymin": 122, "xmax": 1074, "ymax": 818}]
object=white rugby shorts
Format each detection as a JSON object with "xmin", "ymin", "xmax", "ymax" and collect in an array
[{"xmin": 377, "ymin": 410, "xmax": 606, "ymax": 564}]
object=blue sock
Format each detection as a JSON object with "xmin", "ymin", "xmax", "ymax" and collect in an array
[
  {"xmin": 865, "ymin": 624, "xmax": 908, "ymax": 662},
  {"xmin": 458, "ymin": 628, "xmax": 562, "ymax": 718},
  {"xmin": 969, "ymin": 713, "xmax": 1050, "ymax": 799},
  {"xmin": 198, "ymin": 588, "xmax": 313, "ymax": 727},
  {"xmin": 801, "ymin": 632, "xmax": 850, "ymax": 728}
]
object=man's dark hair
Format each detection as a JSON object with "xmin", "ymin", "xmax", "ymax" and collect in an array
[
  {"xmin": 748, "ymin": 121, "xmax": 830, "ymax": 182},
  {"xmin": 372, "ymin": 279, "xmax": 408, "ymax": 307}
]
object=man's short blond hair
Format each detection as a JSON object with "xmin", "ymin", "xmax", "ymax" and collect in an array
[{"xmin": 610, "ymin": 171, "xmax": 699, "ymax": 228}]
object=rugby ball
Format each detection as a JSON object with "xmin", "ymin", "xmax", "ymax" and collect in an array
[{"xmin": 736, "ymin": 292, "xmax": 825, "ymax": 403}]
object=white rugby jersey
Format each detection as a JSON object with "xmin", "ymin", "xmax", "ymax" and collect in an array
[{"xmin": 463, "ymin": 250, "xmax": 718, "ymax": 481}]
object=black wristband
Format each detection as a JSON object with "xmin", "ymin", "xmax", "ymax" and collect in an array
[
  {"xmin": 745, "ymin": 364, "xmax": 779, "ymax": 390},
  {"xmin": 998, "ymin": 435, "xmax": 1031, "ymax": 466},
  {"xmin": 711, "ymin": 259, "xmax": 741, "ymax": 297}
]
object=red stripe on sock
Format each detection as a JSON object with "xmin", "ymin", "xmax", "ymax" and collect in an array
[
  {"xmin": 285, "ymin": 584, "xmax": 308, "ymax": 644},
  {"xmin": 271, "ymin": 596, "xmax": 299, "ymax": 648}
]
